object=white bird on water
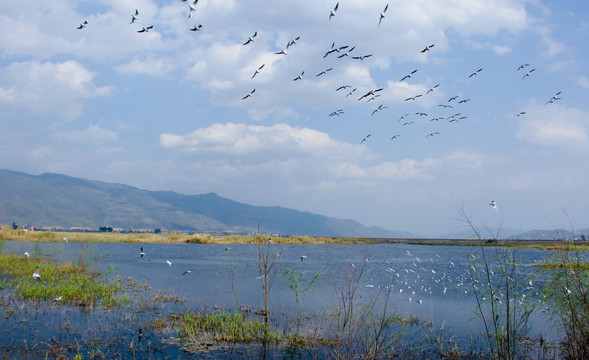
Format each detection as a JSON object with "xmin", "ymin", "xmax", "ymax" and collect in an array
[
  {"xmin": 33, "ymin": 265, "xmax": 46, "ymax": 283},
  {"xmin": 24, "ymin": 252, "xmax": 30, "ymax": 258},
  {"xmin": 166, "ymin": 260, "xmax": 172, "ymax": 267}
]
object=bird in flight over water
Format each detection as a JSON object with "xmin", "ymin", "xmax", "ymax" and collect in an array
[{"xmin": 33, "ymin": 265, "xmax": 46, "ymax": 283}]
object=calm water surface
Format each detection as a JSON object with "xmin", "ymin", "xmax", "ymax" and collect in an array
[{"xmin": 2, "ymin": 240, "xmax": 560, "ymax": 357}]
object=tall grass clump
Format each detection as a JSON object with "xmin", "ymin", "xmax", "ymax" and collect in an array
[
  {"xmin": 459, "ymin": 206, "xmax": 536, "ymax": 360},
  {"xmin": 540, "ymin": 211, "xmax": 589, "ymax": 359},
  {"xmin": 175, "ymin": 312, "xmax": 281, "ymax": 349},
  {"xmin": 0, "ymin": 253, "xmax": 127, "ymax": 307}
]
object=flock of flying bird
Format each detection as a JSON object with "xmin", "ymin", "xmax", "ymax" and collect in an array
[{"xmin": 74, "ymin": 1, "xmax": 563, "ymax": 145}]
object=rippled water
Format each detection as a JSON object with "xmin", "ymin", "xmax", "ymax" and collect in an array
[{"xmin": 1, "ymin": 240, "xmax": 559, "ymax": 357}]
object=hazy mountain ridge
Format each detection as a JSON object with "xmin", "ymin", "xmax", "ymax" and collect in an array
[{"xmin": 0, "ymin": 169, "xmax": 413, "ymax": 237}]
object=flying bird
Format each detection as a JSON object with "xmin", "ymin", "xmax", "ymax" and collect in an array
[
  {"xmin": 242, "ymin": 88, "xmax": 256, "ymax": 100},
  {"xmin": 521, "ymin": 68, "xmax": 536, "ymax": 80},
  {"xmin": 329, "ymin": 2, "xmax": 339, "ymax": 20},
  {"xmin": 400, "ymin": 69, "xmax": 418, "ymax": 81},
  {"xmin": 242, "ymin": 31, "xmax": 257, "ymax": 45},
  {"xmin": 335, "ymin": 85, "xmax": 351, "ymax": 91},
  {"xmin": 447, "ymin": 96, "xmax": 459, "ymax": 103},
  {"xmin": 251, "ymin": 64, "xmax": 264, "ymax": 79},
  {"xmin": 517, "ymin": 63, "xmax": 530, "ymax": 71},
  {"xmin": 286, "ymin": 36, "xmax": 300, "ymax": 48},
  {"xmin": 293, "ymin": 71, "xmax": 304, "ymax": 81},
  {"xmin": 490, "ymin": 200, "xmax": 499, "ymax": 212},
  {"xmin": 426, "ymin": 84, "xmax": 440, "ymax": 94},
  {"xmin": 274, "ymin": 49, "xmax": 287, "ymax": 55},
  {"xmin": 378, "ymin": 4, "xmax": 389, "ymax": 27},
  {"xmin": 189, "ymin": 24, "xmax": 203, "ymax": 31},
  {"xmin": 301, "ymin": 255, "xmax": 307, "ymax": 262},
  {"xmin": 545, "ymin": 91, "xmax": 562, "ymax": 104},
  {"xmin": 33, "ymin": 265, "xmax": 46, "ymax": 283},
  {"xmin": 371, "ymin": 104, "xmax": 387, "ymax": 115},
  {"xmin": 351, "ymin": 54, "xmax": 373, "ymax": 60},
  {"xmin": 140, "ymin": 247, "xmax": 145, "ymax": 258},
  {"xmin": 182, "ymin": 269, "xmax": 194, "ymax": 275},
  {"xmin": 329, "ymin": 109, "xmax": 344, "ymax": 116},
  {"xmin": 458, "ymin": 98, "xmax": 471, "ymax": 104},
  {"xmin": 316, "ymin": 68, "xmax": 333, "ymax": 77},
  {"xmin": 130, "ymin": 10, "xmax": 139, "ymax": 24},
  {"xmin": 337, "ymin": 46, "xmax": 355, "ymax": 58},
  {"xmin": 137, "ymin": 25, "xmax": 153, "ymax": 33},
  {"xmin": 426, "ymin": 132, "xmax": 440, "ymax": 137},
  {"xmin": 76, "ymin": 20, "xmax": 88, "ymax": 29},
  {"xmin": 468, "ymin": 68, "xmax": 483, "ymax": 78},
  {"xmin": 391, "ymin": 135, "xmax": 401, "ymax": 140},
  {"xmin": 515, "ymin": 111, "xmax": 526, "ymax": 117},
  {"xmin": 361, "ymin": 134, "xmax": 371, "ymax": 143},
  {"xmin": 421, "ymin": 44, "xmax": 435, "ymax": 53}
]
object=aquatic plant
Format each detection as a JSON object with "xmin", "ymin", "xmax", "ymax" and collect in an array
[
  {"xmin": 458, "ymin": 205, "xmax": 536, "ymax": 360},
  {"xmin": 0, "ymin": 254, "xmax": 127, "ymax": 307},
  {"xmin": 540, "ymin": 211, "xmax": 589, "ymax": 360},
  {"xmin": 284, "ymin": 266, "xmax": 322, "ymax": 333}
]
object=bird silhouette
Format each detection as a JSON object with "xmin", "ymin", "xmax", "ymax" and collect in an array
[
  {"xmin": 242, "ymin": 88, "xmax": 256, "ymax": 100},
  {"xmin": 329, "ymin": 2, "xmax": 339, "ymax": 20},
  {"xmin": 137, "ymin": 25, "xmax": 153, "ymax": 33},
  {"xmin": 242, "ymin": 31, "xmax": 257, "ymax": 45},
  {"xmin": 421, "ymin": 44, "xmax": 435, "ymax": 53},
  {"xmin": 76, "ymin": 20, "xmax": 88, "ymax": 29},
  {"xmin": 378, "ymin": 4, "xmax": 389, "ymax": 27}
]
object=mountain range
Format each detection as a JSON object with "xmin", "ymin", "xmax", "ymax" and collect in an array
[
  {"xmin": 0, "ymin": 169, "xmax": 414, "ymax": 238},
  {"xmin": 1, "ymin": 169, "xmax": 587, "ymax": 240}
]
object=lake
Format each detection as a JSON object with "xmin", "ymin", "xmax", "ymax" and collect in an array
[{"xmin": 0, "ymin": 240, "xmax": 560, "ymax": 358}]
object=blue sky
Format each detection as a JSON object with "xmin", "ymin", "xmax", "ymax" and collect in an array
[{"xmin": 1, "ymin": 0, "xmax": 588, "ymax": 237}]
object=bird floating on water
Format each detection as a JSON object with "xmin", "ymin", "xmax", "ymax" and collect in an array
[{"xmin": 166, "ymin": 260, "xmax": 172, "ymax": 267}]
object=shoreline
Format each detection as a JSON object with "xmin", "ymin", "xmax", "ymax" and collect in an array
[{"xmin": 2, "ymin": 227, "xmax": 588, "ymax": 251}]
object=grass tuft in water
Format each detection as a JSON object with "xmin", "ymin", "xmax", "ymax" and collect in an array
[{"xmin": 0, "ymin": 253, "xmax": 127, "ymax": 307}]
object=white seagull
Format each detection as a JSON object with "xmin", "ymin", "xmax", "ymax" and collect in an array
[
  {"xmin": 242, "ymin": 31, "xmax": 257, "ymax": 45},
  {"xmin": 490, "ymin": 200, "xmax": 498, "ymax": 212},
  {"xmin": 140, "ymin": 247, "xmax": 145, "ymax": 258},
  {"xmin": 166, "ymin": 260, "xmax": 172, "ymax": 267},
  {"xmin": 33, "ymin": 265, "xmax": 46, "ymax": 283},
  {"xmin": 329, "ymin": 2, "xmax": 339, "ymax": 20},
  {"xmin": 378, "ymin": 4, "xmax": 389, "ymax": 27}
]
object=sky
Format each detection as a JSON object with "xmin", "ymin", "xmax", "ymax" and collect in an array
[{"xmin": 1, "ymin": 0, "xmax": 588, "ymax": 237}]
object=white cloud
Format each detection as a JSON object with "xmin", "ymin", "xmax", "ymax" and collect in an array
[
  {"xmin": 160, "ymin": 122, "xmax": 356, "ymax": 156},
  {"xmin": 578, "ymin": 76, "xmax": 589, "ymax": 89},
  {"xmin": 0, "ymin": 60, "xmax": 114, "ymax": 120},
  {"xmin": 53, "ymin": 123, "xmax": 118, "ymax": 146},
  {"xmin": 517, "ymin": 104, "xmax": 589, "ymax": 150}
]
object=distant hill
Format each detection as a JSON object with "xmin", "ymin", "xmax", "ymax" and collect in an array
[{"xmin": 0, "ymin": 169, "xmax": 415, "ymax": 238}]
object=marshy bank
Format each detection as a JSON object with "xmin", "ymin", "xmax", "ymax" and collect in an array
[{"xmin": 0, "ymin": 230, "xmax": 587, "ymax": 359}]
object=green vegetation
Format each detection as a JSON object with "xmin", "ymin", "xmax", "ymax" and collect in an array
[{"xmin": 0, "ymin": 253, "xmax": 127, "ymax": 306}]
